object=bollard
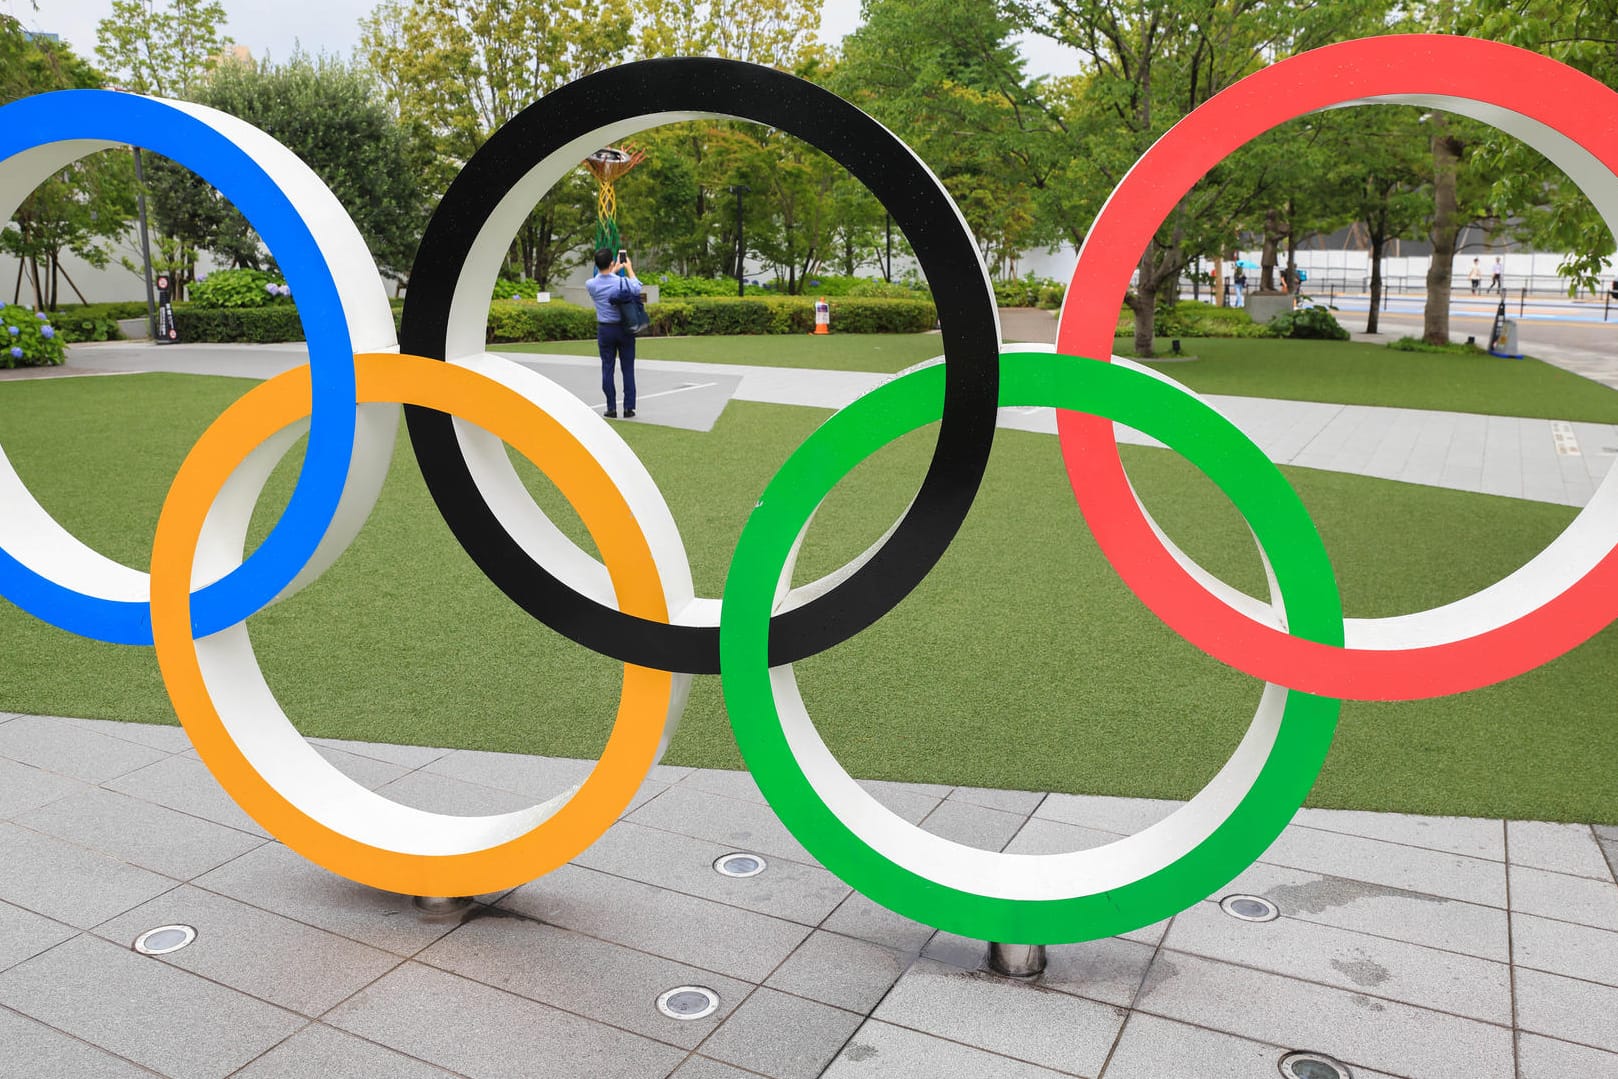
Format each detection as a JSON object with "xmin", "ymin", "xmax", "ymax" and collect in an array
[
  {"xmin": 988, "ymin": 942, "xmax": 1047, "ymax": 978},
  {"xmin": 413, "ymin": 896, "xmax": 473, "ymax": 918}
]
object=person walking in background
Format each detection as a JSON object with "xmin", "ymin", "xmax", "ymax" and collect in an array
[
  {"xmin": 1469, "ymin": 258, "xmax": 1482, "ymax": 295},
  {"xmin": 585, "ymin": 247, "xmax": 641, "ymax": 418},
  {"xmin": 1232, "ymin": 267, "xmax": 1247, "ymax": 308},
  {"xmin": 1488, "ymin": 256, "xmax": 1504, "ymax": 293}
]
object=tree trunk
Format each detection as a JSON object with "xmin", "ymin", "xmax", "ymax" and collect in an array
[
  {"xmin": 1129, "ymin": 248, "xmax": 1157, "ymax": 356},
  {"xmin": 1366, "ymin": 228, "xmax": 1385, "ymax": 335},
  {"xmin": 1424, "ymin": 133, "xmax": 1463, "ymax": 346},
  {"xmin": 1284, "ymin": 199, "xmax": 1298, "ymax": 296}
]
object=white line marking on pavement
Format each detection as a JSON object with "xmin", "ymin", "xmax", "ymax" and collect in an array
[{"xmin": 593, "ymin": 381, "xmax": 720, "ymax": 411}]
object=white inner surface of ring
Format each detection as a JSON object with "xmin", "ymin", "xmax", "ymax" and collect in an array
[
  {"xmin": 1113, "ymin": 91, "xmax": 1618, "ymax": 652},
  {"xmin": 441, "ymin": 109, "xmax": 995, "ymax": 631},
  {"xmin": 0, "ymin": 99, "xmax": 398, "ymax": 608},
  {"xmin": 770, "ymin": 366, "xmax": 1294, "ymax": 903},
  {"xmin": 189, "ymin": 406, "xmax": 614, "ymax": 855}
]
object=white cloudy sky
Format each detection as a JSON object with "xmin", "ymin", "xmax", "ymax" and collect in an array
[{"xmin": 15, "ymin": 0, "xmax": 1080, "ymax": 78}]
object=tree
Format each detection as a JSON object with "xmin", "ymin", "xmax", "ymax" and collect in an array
[
  {"xmin": 94, "ymin": 0, "xmax": 232, "ymax": 97},
  {"xmin": 146, "ymin": 55, "xmax": 426, "ymax": 280},
  {"xmin": 639, "ymin": 0, "xmax": 826, "ymax": 69},
  {"xmin": 1007, "ymin": 0, "xmax": 1388, "ymax": 355},
  {"xmin": 95, "ymin": 0, "xmax": 232, "ymax": 299},
  {"xmin": 1458, "ymin": 2, "xmax": 1618, "ymax": 293},
  {"xmin": 360, "ymin": 0, "xmax": 632, "ymax": 287},
  {"xmin": 833, "ymin": 0, "xmax": 1068, "ymax": 279},
  {"xmin": 0, "ymin": 20, "xmax": 137, "ymax": 310}
]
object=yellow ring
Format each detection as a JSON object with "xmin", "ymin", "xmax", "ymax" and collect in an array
[{"xmin": 150, "ymin": 353, "xmax": 673, "ymax": 896}]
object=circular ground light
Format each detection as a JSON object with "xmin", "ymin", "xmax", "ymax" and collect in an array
[
  {"xmin": 713, "ymin": 852, "xmax": 767, "ymax": 878},
  {"xmin": 657, "ymin": 985, "xmax": 720, "ymax": 1021},
  {"xmin": 133, "ymin": 924, "xmax": 196, "ymax": 956},
  {"xmin": 1220, "ymin": 894, "xmax": 1280, "ymax": 922},
  {"xmin": 1280, "ymin": 1051, "xmax": 1352, "ymax": 1079}
]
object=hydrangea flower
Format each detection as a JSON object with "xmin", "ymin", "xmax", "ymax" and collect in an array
[
  {"xmin": 40, "ymin": 326, "xmax": 54, "ymax": 339},
  {"xmin": 35, "ymin": 311, "xmax": 47, "ymax": 320},
  {"xmin": 265, "ymin": 282, "xmax": 278, "ymax": 294},
  {"xmin": 9, "ymin": 346, "xmax": 21, "ymax": 360},
  {"xmin": 279, "ymin": 284, "xmax": 292, "ymax": 297},
  {"xmin": 6, "ymin": 325, "xmax": 16, "ymax": 336}
]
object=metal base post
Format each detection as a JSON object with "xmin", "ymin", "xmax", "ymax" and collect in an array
[
  {"xmin": 987, "ymin": 942, "xmax": 1046, "ymax": 978},
  {"xmin": 412, "ymin": 896, "xmax": 473, "ymax": 918}
]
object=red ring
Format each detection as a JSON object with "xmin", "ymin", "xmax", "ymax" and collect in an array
[{"xmin": 1056, "ymin": 34, "xmax": 1618, "ymax": 701}]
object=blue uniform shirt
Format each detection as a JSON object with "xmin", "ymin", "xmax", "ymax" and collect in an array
[{"xmin": 585, "ymin": 270, "xmax": 642, "ymax": 323}]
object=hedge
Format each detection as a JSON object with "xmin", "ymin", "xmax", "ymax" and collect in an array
[
  {"xmin": 172, "ymin": 304, "xmax": 305, "ymax": 343},
  {"xmin": 166, "ymin": 296, "xmax": 939, "ymax": 344}
]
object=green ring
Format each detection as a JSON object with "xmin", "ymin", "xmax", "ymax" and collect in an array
[{"xmin": 720, "ymin": 351, "xmax": 1344, "ymax": 943}]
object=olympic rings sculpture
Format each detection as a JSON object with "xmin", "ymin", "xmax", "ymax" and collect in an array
[{"xmin": 2, "ymin": 34, "xmax": 1615, "ymax": 944}]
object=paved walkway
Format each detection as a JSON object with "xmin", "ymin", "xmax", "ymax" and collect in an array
[{"xmin": 0, "ymin": 711, "xmax": 1614, "ymax": 1079}]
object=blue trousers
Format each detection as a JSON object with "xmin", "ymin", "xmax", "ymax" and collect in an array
[{"xmin": 596, "ymin": 320, "xmax": 636, "ymax": 411}]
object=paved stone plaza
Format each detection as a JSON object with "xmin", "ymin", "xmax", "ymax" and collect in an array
[{"xmin": 0, "ymin": 711, "xmax": 1614, "ymax": 1078}]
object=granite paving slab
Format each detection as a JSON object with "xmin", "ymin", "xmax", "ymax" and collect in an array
[{"xmin": 0, "ymin": 712, "xmax": 1615, "ymax": 1078}]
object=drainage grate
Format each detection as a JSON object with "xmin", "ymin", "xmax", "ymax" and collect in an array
[
  {"xmin": 657, "ymin": 985, "xmax": 719, "ymax": 1021},
  {"xmin": 1220, "ymin": 894, "xmax": 1280, "ymax": 922},
  {"xmin": 713, "ymin": 852, "xmax": 767, "ymax": 878},
  {"xmin": 1280, "ymin": 1051, "xmax": 1352, "ymax": 1079},
  {"xmin": 133, "ymin": 925, "xmax": 196, "ymax": 955}
]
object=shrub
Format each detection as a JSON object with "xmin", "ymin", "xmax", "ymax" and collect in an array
[
  {"xmin": 828, "ymin": 297, "xmax": 937, "ymax": 333},
  {"xmin": 171, "ymin": 303, "xmax": 305, "ymax": 343},
  {"xmin": 1265, "ymin": 304, "xmax": 1350, "ymax": 341},
  {"xmin": 1116, "ymin": 300, "xmax": 1270, "ymax": 340},
  {"xmin": 993, "ymin": 273, "xmax": 1066, "ymax": 308},
  {"xmin": 492, "ymin": 277, "xmax": 544, "ymax": 301},
  {"xmin": 51, "ymin": 314, "xmax": 121, "ymax": 343},
  {"xmin": 1387, "ymin": 335, "xmax": 1487, "ymax": 355},
  {"xmin": 58, "ymin": 300, "xmax": 150, "ymax": 320},
  {"xmin": 847, "ymin": 278, "xmax": 931, "ymax": 300},
  {"xmin": 0, "ymin": 304, "xmax": 67, "ymax": 367},
  {"xmin": 485, "ymin": 300, "xmax": 596, "ymax": 343},
  {"xmin": 190, "ymin": 268, "xmax": 290, "ymax": 310},
  {"xmin": 655, "ymin": 273, "xmax": 756, "ymax": 298}
]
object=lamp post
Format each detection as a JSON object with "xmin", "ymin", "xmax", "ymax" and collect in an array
[{"xmin": 728, "ymin": 184, "xmax": 750, "ymax": 297}]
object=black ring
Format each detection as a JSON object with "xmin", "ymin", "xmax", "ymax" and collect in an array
[{"xmin": 401, "ymin": 57, "xmax": 999, "ymax": 674}]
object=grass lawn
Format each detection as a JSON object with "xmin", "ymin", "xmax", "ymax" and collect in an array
[
  {"xmin": 1, "ymin": 371, "xmax": 1614, "ymax": 824},
  {"xmin": 511, "ymin": 331, "xmax": 1618, "ymax": 422},
  {"xmin": 502, "ymin": 332, "xmax": 949, "ymax": 373},
  {"xmin": 1133, "ymin": 337, "xmax": 1618, "ymax": 423}
]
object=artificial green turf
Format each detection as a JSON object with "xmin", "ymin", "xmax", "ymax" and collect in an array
[
  {"xmin": 1, "ymin": 372, "xmax": 1614, "ymax": 823},
  {"xmin": 510, "ymin": 332, "xmax": 1618, "ymax": 422},
  {"xmin": 501, "ymin": 332, "xmax": 947, "ymax": 372},
  {"xmin": 1136, "ymin": 337, "xmax": 1618, "ymax": 423}
]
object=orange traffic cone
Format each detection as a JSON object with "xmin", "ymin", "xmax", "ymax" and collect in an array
[{"xmin": 813, "ymin": 297, "xmax": 830, "ymax": 334}]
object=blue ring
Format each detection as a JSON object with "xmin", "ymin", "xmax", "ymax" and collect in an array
[{"xmin": 0, "ymin": 90, "xmax": 357, "ymax": 644}]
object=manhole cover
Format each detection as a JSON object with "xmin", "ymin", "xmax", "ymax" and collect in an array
[
  {"xmin": 657, "ymin": 985, "xmax": 719, "ymax": 1020},
  {"xmin": 133, "ymin": 924, "xmax": 196, "ymax": 955},
  {"xmin": 1220, "ymin": 894, "xmax": 1280, "ymax": 922},
  {"xmin": 713, "ymin": 852, "xmax": 767, "ymax": 878},
  {"xmin": 1280, "ymin": 1051, "xmax": 1352, "ymax": 1079}
]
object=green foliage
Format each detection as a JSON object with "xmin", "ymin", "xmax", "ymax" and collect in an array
[
  {"xmin": 992, "ymin": 274, "xmax": 1066, "ymax": 308},
  {"xmin": 171, "ymin": 304, "xmax": 304, "ymax": 343},
  {"xmin": 58, "ymin": 301, "xmax": 152, "ymax": 321},
  {"xmin": 51, "ymin": 315, "xmax": 121, "ymax": 343},
  {"xmin": 1118, "ymin": 301, "xmax": 1268, "ymax": 340},
  {"xmin": 847, "ymin": 278, "xmax": 932, "ymax": 300},
  {"xmin": 1265, "ymin": 305, "xmax": 1350, "ymax": 341},
  {"xmin": 1387, "ymin": 336, "xmax": 1488, "ymax": 356},
  {"xmin": 485, "ymin": 301, "xmax": 597, "ymax": 343},
  {"xmin": 492, "ymin": 278, "xmax": 545, "ymax": 301},
  {"xmin": 646, "ymin": 297, "xmax": 936, "ymax": 337},
  {"xmin": 0, "ymin": 23, "xmax": 137, "ymax": 311},
  {"xmin": 0, "ymin": 305, "xmax": 67, "ymax": 367},
  {"xmin": 654, "ymin": 273, "xmax": 757, "ymax": 298},
  {"xmin": 189, "ymin": 269, "xmax": 288, "ymax": 310},
  {"xmin": 94, "ymin": 0, "xmax": 232, "ymax": 97},
  {"xmin": 144, "ymin": 55, "xmax": 425, "ymax": 281}
]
